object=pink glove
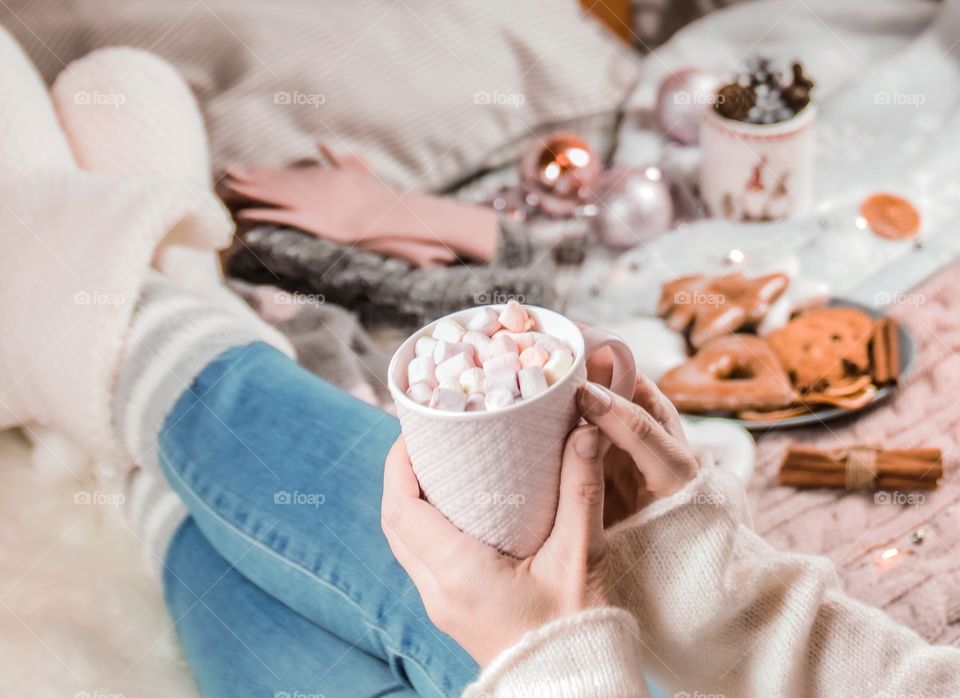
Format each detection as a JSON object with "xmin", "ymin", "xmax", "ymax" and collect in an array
[{"xmin": 219, "ymin": 150, "xmax": 499, "ymax": 268}]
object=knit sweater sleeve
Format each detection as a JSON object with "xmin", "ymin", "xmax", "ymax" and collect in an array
[
  {"xmin": 603, "ymin": 464, "xmax": 960, "ymax": 697},
  {"xmin": 462, "ymin": 607, "xmax": 649, "ymax": 697}
]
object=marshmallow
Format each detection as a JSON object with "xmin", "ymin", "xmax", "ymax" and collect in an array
[
  {"xmin": 483, "ymin": 352, "xmax": 521, "ymax": 375},
  {"xmin": 407, "ymin": 356, "xmax": 437, "ymax": 389},
  {"xmin": 484, "ymin": 387, "xmax": 515, "ymax": 410},
  {"xmin": 543, "ymin": 350, "xmax": 574, "ymax": 385},
  {"xmin": 466, "ymin": 307, "xmax": 501, "ymax": 336},
  {"xmin": 434, "ymin": 339, "xmax": 473, "ymax": 365},
  {"xmin": 459, "ymin": 367, "xmax": 485, "ymax": 394},
  {"xmin": 406, "ymin": 302, "xmax": 579, "ymax": 413},
  {"xmin": 484, "ymin": 369, "xmax": 519, "ymax": 396},
  {"xmin": 518, "ymin": 366, "xmax": 549, "ymax": 399},
  {"xmin": 519, "ymin": 346, "xmax": 549, "ymax": 369},
  {"xmin": 432, "ymin": 318, "xmax": 466, "ymax": 343},
  {"xmin": 479, "ymin": 334, "xmax": 519, "ymax": 362},
  {"xmin": 462, "ymin": 330, "xmax": 492, "ymax": 351},
  {"xmin": 465, "ymin": 392, "xmax": 486, "ymax": 411},
  {"xmin": 503, "ymin": 332, "xmax": 537, "ymax": 351},
  {"xmin": 535, "ymin": 334, "xmax": 568, "ymax": 354},
  {"xmin": 415, "ymin": 336, "xmax": 438, "ymax": 358},
  {"xmin": 438, "ymin": 377, "xmax": 462, "ymax": 393},
  {"xmin": 430, "ymin": 387, "xmax": 469, "ymax": 412},
  {"xmin": 498, "ymin": 300, "xmax": 535, "ymax": 332},
  {"xmin": 406, "ymin": 382, "xmax": 434, "ymax": 405},
  {"xmin": 436, "ymin": 351, "xmax": 475, "ymax": 385}
]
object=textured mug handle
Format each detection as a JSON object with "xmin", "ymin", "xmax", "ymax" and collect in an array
[{"xmin": 581, "ymin": 327, "xmax": 637, "ymax": 400}]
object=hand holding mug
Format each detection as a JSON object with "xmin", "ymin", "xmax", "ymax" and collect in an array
[{"xmin": 381, "ymin": 378, "xmax": 699, "ymax": 665}]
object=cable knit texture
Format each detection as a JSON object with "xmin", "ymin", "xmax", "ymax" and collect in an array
[
  {"xmin": 464, "ymin": 607, "xmax": 648, "ymax": 697},
  {"xmin": 750, "ymin": 263, "xmax": 960, "ymax": 645},
  {"xmin": 602, "ymin": 464, "xmax": 960, "ymax": 697},
  {"xmin": 472, "ymin": 461, "xmax": 960, "ymax": 696}
]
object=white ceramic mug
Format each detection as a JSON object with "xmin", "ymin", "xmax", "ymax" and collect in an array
[
  {"xmin": 388, "ymin": 305, "xmax": 636, "ymax": 558},
  {"xmin": 700, "ymin": 104, "xmax": 816, "ymax": 221}
]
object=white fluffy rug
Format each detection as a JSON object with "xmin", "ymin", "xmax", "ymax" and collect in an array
[{"xmin": 0, "ymin": 429, "xmax": 196, "ymax": 696}]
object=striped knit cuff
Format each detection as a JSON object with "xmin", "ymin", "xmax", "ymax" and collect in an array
[
  {"xmin": 121, "ymin": 467, "xmax": 189, "ymax": 578},
  {"xmin": 112, "ymin": 273, "xmax": 262, "ymax": 471}
]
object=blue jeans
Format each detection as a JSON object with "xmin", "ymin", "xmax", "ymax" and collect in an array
[{"xmin": 158, "ymin": 343, "xmax": 477, "ymax": 697}]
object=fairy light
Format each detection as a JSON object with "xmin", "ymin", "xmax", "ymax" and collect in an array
[
  {"xmin": 880, "ymin": 547, "xmax": 899, "ymax": 561},
  {"xmin": 854, "ymin": 216, "xmax": 868, "ymax": 230}
]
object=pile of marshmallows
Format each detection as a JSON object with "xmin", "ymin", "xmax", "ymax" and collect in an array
[{"xmin": 405, "ymin": 301, "xmax": 575, "ymax": 412}]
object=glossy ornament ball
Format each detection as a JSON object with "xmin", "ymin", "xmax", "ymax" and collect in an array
[
  {"xmin": 594, "ymin": 166, "xmax": 674, "ymax": 249},
  {"xmin": 655, "ymin": 68, "xmax": 719, "ymax": 145},
  {"xmin": 520, "ymin": 133, "xmax": 600, "ymax": 217}
]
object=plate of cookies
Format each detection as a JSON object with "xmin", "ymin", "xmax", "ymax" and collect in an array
[{"xmin": 654, "ymin": 272, "xmax": 913, "ymax": 430}]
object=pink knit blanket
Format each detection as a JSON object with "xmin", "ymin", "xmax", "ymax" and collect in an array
[{"xmin": 751, "ymin": 263, "xmax": 960, "ymax": 645}]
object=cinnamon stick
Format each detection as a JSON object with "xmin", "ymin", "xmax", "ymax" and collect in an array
[
  {"xmin": 778, "ymin": 445, "xmax": 942, "ymax": 491},
  {"xmin": 784, "ymin": 446, "xmax": 942, "ymax": 479},
  {"xmin": 870, "ymin": 317, "xmax": 900, "ymax": 385},
  {"xmin": 778, "ymin": 470, "xmax": 939, "ymax": 491}
]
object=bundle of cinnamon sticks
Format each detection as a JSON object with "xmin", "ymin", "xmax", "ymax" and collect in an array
[{"xmin": 779, "ymin": 445, "xmax": 942, "ymax": 491}]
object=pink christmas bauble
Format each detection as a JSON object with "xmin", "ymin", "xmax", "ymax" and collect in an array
[
  {"xmin": 655, "ymin": 68, "xmax": 719, "ymax": 145},
  {"xmin": 594, "ymin": 166, "xmax": 674, "ymax": 248}
]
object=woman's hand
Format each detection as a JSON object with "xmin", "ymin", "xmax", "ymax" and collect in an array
[
  {"xmin": 381, "ymin": 376, "xmax": 699, "ymax": 666},
  {"xmin": 382, "ymin": 425, "xmax": 610, "ymax": 666},
  {"xmin": 580, "ymin": 377, "xmax": 700, "ymax": 526}
]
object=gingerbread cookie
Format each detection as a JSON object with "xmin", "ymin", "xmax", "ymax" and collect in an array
[
  {"xmin": 658, "ymin": 334, "xmax": 798, "ymax": 413},
  {"xmin": 658, "ymin": 272, "xmax": 789, "ymax": 348},
  {"xmin": 766, "ymin": 307, "xmax": 874, "ymax": 392}
]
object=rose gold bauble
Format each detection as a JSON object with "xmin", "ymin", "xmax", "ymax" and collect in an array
[
  {"xmin": 520, "ymin": 133, "xmax": 600, "ymax": 217},
  {"xmin": 655, "ymin": 68, "xmax": 719, "ymax": 145}
]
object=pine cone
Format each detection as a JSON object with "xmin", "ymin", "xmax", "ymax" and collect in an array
[
  {"xmin": 783, "ymin": 62, "xmax": 814, "ymax": 111},
  {"xmin": 716, "ymin": 83, "xmax": 756, "ymax": 121}
]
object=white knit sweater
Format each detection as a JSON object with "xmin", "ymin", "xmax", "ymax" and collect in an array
[{"xmin": 466, "ymin": 465, "xmax": 960, "ymax": 696}]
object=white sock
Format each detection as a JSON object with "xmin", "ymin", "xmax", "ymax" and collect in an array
[{"xmin": 113, "ymin": 274, "xmax": 264, "ymax": 574}]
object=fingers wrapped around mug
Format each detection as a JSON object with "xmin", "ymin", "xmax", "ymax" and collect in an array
[{"xmin": 577, "ymin": 382, "xmax": 698, "ymax": 496}]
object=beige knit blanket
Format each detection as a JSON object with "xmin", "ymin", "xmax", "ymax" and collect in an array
[{"xmin": 751, "ymin": 262, "xmax": 960, "ymax": 645}]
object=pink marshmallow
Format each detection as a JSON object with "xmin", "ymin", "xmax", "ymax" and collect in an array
[
  {"xmin": 484, "ymin": 387, "xmax": 515, "ymax": 410},
  {"xmin": 498, "ymin": 300, "xmax": 535, "ymax": 332},
  {"xmin": 535, "ymin": 334, "xmax": 569, "ymax": 355},
  {"xmin": 479, "ymin": 334, "xmax": 518, "ymax": 362},
  {"xmin": 466, "ymin": 307, "xmax": 501, "ymax": 336},
  {"xmin": 434, "ymin": 340, "xmax": 473, "ymax": 365},
  {"xmin": 482, "ymin": 352, "xmax": 521, "ymax": 375},
  {"xmin": 430, "ymin": 387, "xmax": 468, "ymax": 412},
  {"xmin": 519, "ymin": 345, "xmax": 550, "ymax": 369},
  {"xmin": 415, "ymin": 336, "xmax": 438, "ymax": 358},
  {"xmin": 431, "ymin": 318, "xmax": 466, "ymax": 343},
  {"xmin": 483, "ymin": 369, "xmax": 519, "ymax": 396},
  {"xmin": 436, "ymin": 351, "xmax": 475, "ymax": 385},
  {"xmin": 465, "ymin": 392, "xmax": 486, "ymax": 411},
  {"xmin": 501, "ymin": 332, "xmax": 537, "ymax": 351},
  {"xmin": 461, "ymin": 330, "xmax": 491, "ymax": 351},
  {"xmin": 406, "ymin": 382, "xmax": 434, "ymax": 405},
  {"xmin": 518, "ymin": 366, "xmax": 549, "ymax": 399},
  {"xmin": 407, "ymin": 356, "xmax": 437, "ymax": 389},
  {"xmin": 459, "ymin": 367, "xmax": 485, "ymax": 394}
]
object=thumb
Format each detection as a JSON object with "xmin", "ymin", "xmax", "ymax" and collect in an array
[{"xmin": 545, "ymin": 425, "xmax": 607, "ymax": 563}]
